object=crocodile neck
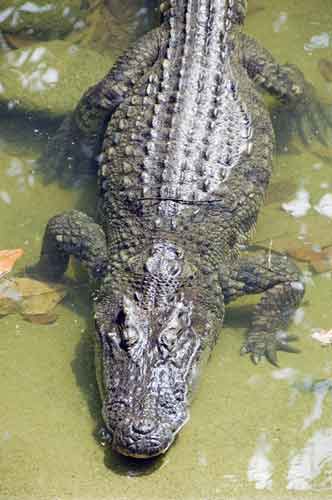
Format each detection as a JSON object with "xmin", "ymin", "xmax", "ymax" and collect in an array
[{"xmin": 143, "ymin": 0, "xmax": 248, "ymax": 226}]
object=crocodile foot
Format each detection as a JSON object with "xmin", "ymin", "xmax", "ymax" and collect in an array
[
  {"xmin": 37, "ymin": 114, "xmax": 99, "ymax": 187},
  {"xmin": 273, "ymin": 76, "xmax": 332, "ymax": 151},
  {"xmin": 240, "ymin": 330, "xmax": 300, "ymax": 366}
]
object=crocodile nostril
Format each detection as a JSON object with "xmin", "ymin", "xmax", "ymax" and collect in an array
[{"xmin": 132, "ymin": 417, "xmax": 156, "ymax": 435}]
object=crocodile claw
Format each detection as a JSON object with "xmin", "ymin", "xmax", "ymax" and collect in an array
[
  {"xmin": 273, "ymin": 82, "xmax": 332, "ymax": 151},
  {"xmin": 252, "ymin": 353, "xmax": 262, "ymax": 365},
  {"xmin": 265, "ymin": 346, "xmax": 279, "ymax": 367},
  {"xmin": 240, "ymin": 344, "xmax": 250, "ymax": 356},
  {"xmin": 241, "ymin": 331, "xmax": 300, "ymax": 366},
  {"xmin": 38, "ymin": 114, "xmax": 97, "ymax": 187}
]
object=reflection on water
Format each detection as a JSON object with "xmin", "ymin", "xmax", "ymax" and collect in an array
[
  {"xmin": 6, "ymin": 47, "xmax": 59, "ymax": 93},
  {"xmin": 302, "ymin": 380, "xmax": 332, "ymax": 431},
  {"xmin": 287, "ymin": 428, "xmax": 332, "ymax": 491},
  {"xmin": 247, "ymin": 433, "xmax": 273, "ymax": 490}
]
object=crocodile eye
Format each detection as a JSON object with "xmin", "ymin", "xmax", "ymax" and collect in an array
[
  {"xmin": 159, "ymin": 301, "xmax": 192, "ymax": 352},
  {"xmin": 121, "ymin": 327, "xmax": 139, "ymax": 349}
]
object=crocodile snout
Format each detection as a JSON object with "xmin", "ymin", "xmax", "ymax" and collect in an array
[
  {"xmin": 113, "ymin": 419, "xmax": 174, "ymax": 458},
  {"xmin": 132, "ymin": 417, "xmax": 157, "ymax": 435}
]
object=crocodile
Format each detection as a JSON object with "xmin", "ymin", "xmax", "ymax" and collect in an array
[{"xmin": 34, "ymin": 0, "xmax": 330, "ymax": 458}]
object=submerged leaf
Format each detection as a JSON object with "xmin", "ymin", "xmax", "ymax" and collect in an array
[
  {"xmin": 22, "ymin": 313, "xmax": 58, "ymax": 325},
  {"xmin": 0, "ymin": 277, "xmax": 66, "ymax": 321},
  {"xmin": 15, "ymin": 278, "xmax": 67, "ymax": 315},
  {"xmin": 0, "ymin": 249, "xmax": 24, "ymax": 279},
  {"xmin": 287, "ymin": 245, "xmax": 332, "ymax": 273},
  {"xmin": 318, "ymin": 58, "xmax": 332, "ymax": 82},
  {"xmin": 0, "ymin": 296, "xmax": 20, "ymax": 316},
  {"xmin": 0, "ymin": 279, "xmax": 21, "ymax": 316}
]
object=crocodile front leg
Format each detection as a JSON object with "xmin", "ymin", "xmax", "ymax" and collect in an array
[
  {"xmin": 240, "ymin": 33, "xmax": 332, "ymax": 147},
  {"xmin": 220, "ymin": 252, "xmax": 305, "ymax": 366},
  {"xmin": 33, "ymin": 210, "xmax": 108, "ymax": 281},
  {"xmin": 41, "ymin": 25, "xmax": 167, "ymax": 185}
]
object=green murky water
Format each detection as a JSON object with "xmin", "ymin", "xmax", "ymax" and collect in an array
[{"xmin": 1, "ymin": 1, "xmax": 332, "ymax": 498}]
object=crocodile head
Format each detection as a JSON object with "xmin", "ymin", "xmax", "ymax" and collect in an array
[{"xmin": 95, "ymin": 292, "xmax": 202, "ymax": 458}]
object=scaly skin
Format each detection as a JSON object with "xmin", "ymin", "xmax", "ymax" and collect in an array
[{"xmin": 34, "ymin": 0, "xmax": 324, "ymax": 458}]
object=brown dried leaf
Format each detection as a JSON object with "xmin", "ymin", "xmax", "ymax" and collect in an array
[
  {"xmin": 13, "ymin": 278, "xmax": 67, "ymax": 315},
  {"xmin": 287, "ymin": 246, "xmax": 332, "ymax": 273},
  {"xmin": 22, "ymin": 312, "xmax": 58, "ymax": 324},
  {"xmin": 0, "ymin": 279, "xmax": 21, "ymax": 316},
  {"xmin": 0, "ymin": 296, "xmax": 19, "ymax": 316},
  {"xmin": 0, "ymin": 276, "xmax": 66, "ymax": 320}
]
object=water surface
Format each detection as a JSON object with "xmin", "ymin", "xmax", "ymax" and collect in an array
[{"xmin": 1, "ymin": 1, "xmax": 332, "ymax": 498}]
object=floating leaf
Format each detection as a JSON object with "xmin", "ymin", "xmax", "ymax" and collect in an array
[{"xmin": 0, "ymin": 249, "xmax": 24, "ymax": 279}]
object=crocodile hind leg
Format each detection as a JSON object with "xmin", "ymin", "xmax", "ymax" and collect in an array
[
  {"xmin": 32, "ymin": 210, "xmax": 108, "ymax": 281},
  {"xmin": 41, "ymin": 25, "xmax": 167, "ymax": 186},
  {"xmin": 240, "ymin": 33, "xmax": 332, "ymax": 148},
  {"xmin": 220, "ymin": 251, "xmax": 305, "ymax": 366}
]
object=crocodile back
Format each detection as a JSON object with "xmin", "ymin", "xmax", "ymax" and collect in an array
[{"xmin": 98, "ymin": 0, "xmax": 273, "ymax": 263}]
